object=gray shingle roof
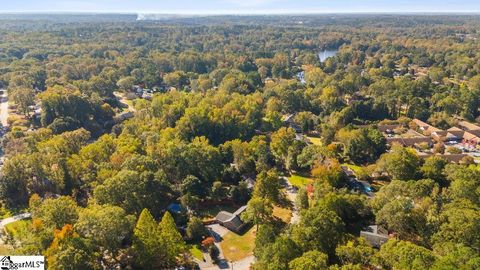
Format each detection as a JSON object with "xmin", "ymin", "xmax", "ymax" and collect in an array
[{"xmin": 215, "ymin": 211, "xmax": 234, "ymax": 222}]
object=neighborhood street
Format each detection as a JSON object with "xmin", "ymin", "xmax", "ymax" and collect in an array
[
  {"xmin": 0, "ymin": 213, "xmax": 31, "ymax": 246},
  {"xmin": 114, "ymin": 92, "xmax": 136, "ymax": 112},
  {"xmin": 0, "ymin": 90, "xmax": 8, "ymax": 128},
  {"xmin": 0, "ymin": 89, "xmax": 8, "ymax": 168},
  {"xmin": 0, "ymin": 213, "xmax": 31, "ymax": 228},
  {"xmin": 283, "ymin": 176, "xmax": 300, "ymax": 224}
]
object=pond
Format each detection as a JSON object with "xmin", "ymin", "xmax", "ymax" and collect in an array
[
  {"xmin": 297, "ymin": 71, "xmax": 306, "ymax": 84},
  {"xmin": 318, "ymin": 49, "xmax": 338, "ymax": 62}
]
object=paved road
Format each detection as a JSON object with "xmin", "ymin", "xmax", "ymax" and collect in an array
[
  {"xmin": 0, "ymin": 213, "xmax": 31, "ymax": 246},
  {"xmin": 113, "ymin": 92, "xmax": 135, "ymax": 112},
  {"xmin": 199, "ymin": 224, "xmax": 238, "ymax": 270},
  {"xmin": 0, "ymin": 89, "xmax": 8, "ymax": 169},
  {"xmin": 0, "ymin": 213, "xmax": 31, "ymax": 228},
  {"xmin": 283, "ymin": 176, "xmax": 300, "ymax": 224},
  {"xmin": 230, "ymin": 256, "xmax": 255, "ymax": 270},
  {"xmin": 0, "ymin": 90, "xmax": 8, "ymax": 128}
]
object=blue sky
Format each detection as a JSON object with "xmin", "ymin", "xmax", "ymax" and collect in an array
[{"xmin": 1, "ymin": 0, "xmax": 479, "ymax": 14}]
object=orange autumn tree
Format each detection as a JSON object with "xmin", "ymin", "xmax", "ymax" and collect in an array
[
  {"xmin": 45, "ymin": 224, "xmax": 98, "ymax": 270},
  {"xmin": 312, "ymin": 159, "xmax": 348, "ymax": 190}
]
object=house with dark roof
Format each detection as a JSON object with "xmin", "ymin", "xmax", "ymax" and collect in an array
[
  {"xmin": 243, "ymin": 177, "xmax": 256, "ymax": 190},
  {"xmin": 215, "ymin": 205, "xmax": 247, "ymax": 233},
  {"xmin": 360, "ymin": 225, "xmax": 390, "ymax": 248},
  {"xmin": 282, "ymin": 113, "xmax": 302, "ymax": 133}
]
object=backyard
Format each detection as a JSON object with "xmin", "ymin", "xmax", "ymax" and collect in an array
[
  {"xmin": 306, "ymin": 136, "xmax": 323, "ymax": 146},
  {"xmin": 220, "ymin": 227, "xmax": 256, "ymax": 261},
  {"xmin": 273, "ymin": 205, "xmax": 292, "ymax": 224},
  {"xmin": 288, "ymin": 173, "xmax": 314, "ymax": 188},
  {"xmin": 219, "ymin": 204, "xmax": 292, "ymax": 261},
  {"xmin": 4, "ymin": 219, "xmax": 31, "ymax": 243},
  {"xmin": 189, "ymin": 245, "xmax": 204, "ymax": 260},
  {"xmin": 197, "ymin": 204, "xmax": 238, "ymax": 221}
]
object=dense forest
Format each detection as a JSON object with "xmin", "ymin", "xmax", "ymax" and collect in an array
[{"xmin": 0, "ymin": 14, "xmax": 480, "ymax": 269}]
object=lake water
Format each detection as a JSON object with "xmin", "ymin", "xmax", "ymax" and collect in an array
[
  {"xmin": 297, "ymin": 71, "xmax": 306, "ymax": 84},
  {"xmin": 318, "ymin": 50, "xmax": 338, "ymax": 62}
]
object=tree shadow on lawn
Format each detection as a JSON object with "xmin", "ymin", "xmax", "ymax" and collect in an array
[
  {"xmin": 216, "ymin": 259, "xmax": 230, "ymax": 269},
  {"xmin": 207, "ymin": 227, "xmax": 224, "ymax": 243}
]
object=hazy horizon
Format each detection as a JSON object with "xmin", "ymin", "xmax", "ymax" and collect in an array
[
  {"xmin": 1, "ymin": 0, "xmax": 480, "ymax": 14},
  {"xmin": 2, "ymin": 11, "xmax": 480, "ymax": 15}
]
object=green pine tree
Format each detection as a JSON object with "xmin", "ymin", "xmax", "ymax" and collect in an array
[
  {"xmin": 133, "ymin": 209, "xmax": 165, "ymax": 270},
  {"xmin": 159, "ymin": 211, "xmax": 187, "ymax": 267}
]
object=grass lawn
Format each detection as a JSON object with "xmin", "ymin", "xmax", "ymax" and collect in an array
[
  {"xmin": 342, "ymin": 163, "xmax": 369, "ymax": 178},
  {"xmin": 4, "ymin": 219, "xmax": 31, "ymax": 240},
  {"xmin": 273, "ymin": 205, "xmax": 292, "ymax": 224},
  {"xmin": 371, "ymin": 180, "xmax": 388, "ymax": 192},
  {"xmin": 288, "ymin": 174, "xmax": 314, "ymax": 188},
  {"xmin": 342, "ymin": 163, "xmax": 362, "ymax": 173},
  {"xmin": 306, "ymin": 136, "xmax": 323, "ymax": 146},
  {"xmin": 220, "ymin": 227, "xmax": 256, "ymax": 261},
  {"xmin": 197, "ymin": 205, "xmax": 238, "ymax": 221},
  {"xmin": 189, "ymin": 245, "xmax": 204, "ymax": 260},
  {"xmin": 0, "ymin": 208, "xmax": 12, "ymax": 220}
]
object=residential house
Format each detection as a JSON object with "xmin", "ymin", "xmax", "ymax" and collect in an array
[
  {"xmin": 377, "ymin": 124, "xmax": 402, "ymax": 134},
  {"xmin": 446, "ymin": 127, "xmax": 464, "ymax": 143},
  {"xmin": 386, "ymin": 136, "xmax": 432, "ymax": 148},
  {"xmin": 215, "ymin": 205, "xmax": 247, "ymax": 233},
  {"xmin": 462, "ymin": 131, "xmax": 479, "ymax": 147},
  {"xmin": 242, "ymin": 176, "xmax": 256, "ymax": 190},
  {"xmin": 411, "ymin": 119, "xmax": 432, "ymax": 132},
  {"xmin": 383, "ymin": 126, "xmax": 433, "ymax": 148},
  {"xmin": 360, "ymin": 225, "xmax": 390, "ymax": 248},
  {"xmin": 446, "ymin": 126, "xmax": 479, "ymax": 147},
  {"xmin": 282, "ymin": 113, "xmax": 302, "ymax": 133},
  {"xmin": 457, "ymin": 121, "xmax": 480, "ymax": 132},
  {"xmin": 411, "ymin": 119, "xmax": 446, "ymax": 140},
  {"xmin": 454, "ymin": 121, "xmax": 480, "ymax": 147}
]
